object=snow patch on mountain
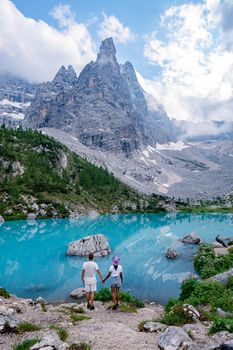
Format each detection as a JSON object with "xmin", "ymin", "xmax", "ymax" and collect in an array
[{"xmin": 156, "ymin": 141, "xmax": 190, "ymax": 151}]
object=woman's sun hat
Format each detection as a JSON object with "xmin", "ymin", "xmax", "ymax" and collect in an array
[{"xmin": 112, "ymin": 256, "xmax": 120, "ymax": 265}]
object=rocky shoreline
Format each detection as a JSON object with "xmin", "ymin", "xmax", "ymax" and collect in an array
[{"xmin": 1, "ymin": 292, "xmax": 233, "ymax": 350}]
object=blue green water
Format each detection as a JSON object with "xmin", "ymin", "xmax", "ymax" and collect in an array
[{"xmin": 0, "ymin": 213, "xmax": 233, "ymax": 304}]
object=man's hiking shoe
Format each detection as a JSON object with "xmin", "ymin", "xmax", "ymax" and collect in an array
[
  {"xmin": 90, "ymin": 305, "xmax": 95, "ymax": 310},
  {"xmin": 87, "ymin": 303, "xmax": 91, "ymax": 309}
]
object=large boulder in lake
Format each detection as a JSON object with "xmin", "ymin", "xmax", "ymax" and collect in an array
[
  {"xmin": 67, "ymin": 234, "xmax": 111, "ymax": 257},
  {"xmin": 182, "ymin": 232, "xmax": 201, "ymax": 244}
]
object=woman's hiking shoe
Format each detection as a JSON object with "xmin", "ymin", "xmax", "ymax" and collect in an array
[
  {"xmin": 112, "ymin": 304, "xmax": 117, "ymax": 310},
  {"xmin": 90, "ymin": 305, "xmax": 95, "ymax": 310}
]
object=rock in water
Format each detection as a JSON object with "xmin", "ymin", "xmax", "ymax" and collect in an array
[
  {"xmin": 182, "ymin": 232, "xmax": 201, "ymax": 244},
  {"xmin": 70, "ymin": 288, "xmax": 86, "ymax": 299},
  {"xmin": 0, "ymin": 215, "xmax": 4, "ymax": 223},
  {"xmin": 165, "ymin": 248, "xmax": 178, "ymax": 259},
  {"xmin": 158, "ymin": 326, "xmax": 196, "ymax": 349},
  {"xmin": 67, "ymin": 234, "xmax": 111, "ymax": 257}
]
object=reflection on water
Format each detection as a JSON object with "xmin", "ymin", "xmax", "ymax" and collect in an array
[{"xmin": 0, "ymin": 213, "xmax": 233, "ymax": 304}]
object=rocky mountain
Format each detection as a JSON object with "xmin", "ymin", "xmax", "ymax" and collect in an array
[
  {"xmin": 1, "ymin": 38, "xmax": 233, "ymax": 200},
  {"xmin": 0, "ymin": 74, "xmax": 36, "ymax": 127},
  {"xmin": 24, "ymin": 38, "xmax": 176, "ymax": 155}
]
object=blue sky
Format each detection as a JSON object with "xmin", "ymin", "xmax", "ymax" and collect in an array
[
  {"xmin": 11, "ymin": 0, "xmax": 202, "ymax": 78},
  {"xmin": 1, "ymin": 0, "xmax": 233, "ymax": 133}
]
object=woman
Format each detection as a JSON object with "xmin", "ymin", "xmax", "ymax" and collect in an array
[{"xmin": 103, "ymin": 256, "xmax": 123, "ymax": 310}]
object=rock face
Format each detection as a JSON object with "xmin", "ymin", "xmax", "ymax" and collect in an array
[
  {"xmin": 24, "ymin": 38, "xmax": 176, "ymax": 155},
  {"xmin": 67, "ymin": 234, "xmax": 111, "ymax": 257},
  {"xmin": 158, "ymin": 326, "xmax": 195, "ymax": 349},
  {"xmin": 182, "ymin": 232, "xmax": 201, "ymax": 244}
]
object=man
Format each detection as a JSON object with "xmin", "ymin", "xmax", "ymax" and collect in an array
[{"xmin": 81, "ymin": 253, "xmax": 103, "ymax": 310}]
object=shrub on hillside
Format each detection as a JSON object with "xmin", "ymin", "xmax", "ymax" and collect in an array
[{"xmin": 194, "ymin": 244, "xmax": 233, "ymax": 278}]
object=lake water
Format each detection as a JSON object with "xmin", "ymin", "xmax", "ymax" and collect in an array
[{"xmin": 0, "ymin": 213, "xmax": 233, "ymax": 304}]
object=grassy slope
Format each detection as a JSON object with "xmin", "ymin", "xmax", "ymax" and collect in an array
[{"xmin": 0, "ymin": 126, "xmax": 167, "ymax": 220}]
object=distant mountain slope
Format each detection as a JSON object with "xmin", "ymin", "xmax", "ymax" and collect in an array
[
  {"xmin": 43, "ymin": 128, "xmax": 233, "ymax": 200},
  {"xmin": 0, "ymin": 73, "xmax": 36, "ymax": 126},
  {"xmin": 0, "ymin": 127, "xmax": 170, "ymax": 220}
]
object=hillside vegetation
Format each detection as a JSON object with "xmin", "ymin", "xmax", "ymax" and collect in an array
[{"xmin": 0, "ymin": 126, "xmax": 168, "ymax": 220}]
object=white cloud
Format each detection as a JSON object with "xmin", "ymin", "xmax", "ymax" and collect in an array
[
  {"xmin": 0, "ymin": 0, "xmax": 96, "ymax": 82},
  {"xmin": 50, "ymin": 4, "xmax": 75, "ymax": 29},
  {"xmin": 142, "ymin": 0, "xmax": 233, "ymax": 127},
  {"xmin": 98, "ymin": 13, "xmax": 135, "ymax": 44}
]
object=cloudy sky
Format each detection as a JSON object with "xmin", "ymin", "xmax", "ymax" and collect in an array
[{"xmin": 1, "ymin": 0, "xmax": 233, "ymax": 133}]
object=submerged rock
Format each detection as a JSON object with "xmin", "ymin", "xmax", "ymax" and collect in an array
[
  {"xmin": 182, "ymin": 232, "xmax": 201, "ymax": 244},
  {"xmin": 67, "ymin": 234, "xmax": 111, "ymax": 257}
]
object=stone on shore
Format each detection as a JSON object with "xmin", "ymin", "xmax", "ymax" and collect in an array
[
  {"xmin": 143, "ymin": 321, "xmax": 166, "ymax": 333},
  {"xmin": 70, "ymin": 287, "xmax": 86, "ymax": 299},
  {"xmin": 27, "ymin": 213, "xmax": 37, "ymax": 220},
  {"xmin": 182, "ymin": 232, "xmax": 201, "ymax": 244},
  {"xmin": 30, "ymin": 331, "xmax": 68, "ymax": 350},
  {"xmin": 165, "ymin": 248, "xmax": 178, "ymax": 259},
  {"xmin": 67, "ymin": 234, "xmax": 111, "ymax": 257},
  {"xmin": 209, "ymin": 268, "xmax": 233, "ymax": 285},
  {"xmin": 158, "ymin": 326, "xmax": 196, "ymax": 349}
]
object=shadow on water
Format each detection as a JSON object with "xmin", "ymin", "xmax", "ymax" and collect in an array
[{"xmin": 0, "ymin": 212, "xmax": 233, "ymax": 304}]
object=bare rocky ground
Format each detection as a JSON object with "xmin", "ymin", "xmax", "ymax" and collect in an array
[
  {"xmin": 1, "ymin": 295, "xmax": 233, "ymax": 350},
  {"xmin": 0, "ymin": 295, "xmax": 164, "ymax": 350}
]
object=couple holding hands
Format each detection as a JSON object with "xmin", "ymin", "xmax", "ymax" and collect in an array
[{"xmin": 81, "ymin": 253, "xmax": 123, "ymax": 310}]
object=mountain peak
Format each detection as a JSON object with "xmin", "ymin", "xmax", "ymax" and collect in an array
[
  {"xmin": 53, "ymin": 65, "xmax": 77, "ymax": 86},
  {"xmin": 96, "ymin": 37, "xmax": 117, "ymax": 65}
]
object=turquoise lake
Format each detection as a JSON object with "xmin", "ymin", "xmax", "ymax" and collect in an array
[{"xmin": 0, "ymin": 213, "xmax": 233, "ymax": 304}]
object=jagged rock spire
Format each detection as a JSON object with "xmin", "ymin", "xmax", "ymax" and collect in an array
[
  {"xmin": 52, "ymin": 65, "xmax": 78, "ymax": 86},
  {"xmin": 96, "ymin": 37, "xmax": 117, "ymax": 66}
]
